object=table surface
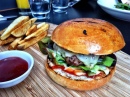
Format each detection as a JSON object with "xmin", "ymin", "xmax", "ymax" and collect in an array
[
  {"xmin": 0, "ymin": 0, "xmax": 130, "ymax": 55},
  {"xmin": 0, "ymin": 23, "xmax": 130, "ymax": 97}
]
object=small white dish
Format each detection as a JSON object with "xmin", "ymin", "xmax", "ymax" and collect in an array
[
  {"xmin": 97, "ymin": 0, "xmax": 130, "ymax": 22},
  {"xmin": 0, "ymin": 50, "xmax": 34, "ymax": 88}
]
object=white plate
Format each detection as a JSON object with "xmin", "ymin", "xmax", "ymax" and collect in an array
[{"xmin": 97, "ymin": 0, "xmax": 130, "ymax": 22}]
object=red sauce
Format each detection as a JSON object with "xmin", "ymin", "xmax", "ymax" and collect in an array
[
  {"xmin": 86, "ymin": 72, "xmax": 104, "ymax": 78},
  {"xmin": 52, "ymin": 65, "xmax": 77, "ymax": 75},
  {"xmin": 51, "ymin": 65, "xmax": 102, "ymax": 78},
  {"xmin": 0, "ymin": 57, "xmax": 28, "ymax": 82},
  {"xmin": 52, "ymin": 65, "xmax": 65, "ymax": 70},
  {"xmin": 52, "ymin": 65, "xmax": 82, "ymax": 75}
]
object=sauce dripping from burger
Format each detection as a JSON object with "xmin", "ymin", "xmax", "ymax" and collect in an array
[
  {"xmin": 0, "ymin": 57, "xmax": 28, "ymax": 82},
  {"xmin": 51, "ymin": 65, "xmax": 103, "ymax": 79}
]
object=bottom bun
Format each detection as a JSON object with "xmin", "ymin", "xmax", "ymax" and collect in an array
[{"xmin": 45, "ymin": 60, "xmax": 116, "ymax": 91}]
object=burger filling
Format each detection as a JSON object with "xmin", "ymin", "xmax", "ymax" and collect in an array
[{"xmin": 39, "ymin": 36, "xmax": 116, "ymax": 81}]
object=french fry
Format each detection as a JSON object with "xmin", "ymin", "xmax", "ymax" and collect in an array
[
  {"xmin": 24, "ymin": 23, "xmax": 49, "ymax": 40},
  {"xmin": 17, "ymin": 31, "xmax": 47, "ymax": 50},
  {"xmin": 18, "ymin": 37, "xmax": 31, "ymax": 44},
  {"xmin": 18, "ymin": 23, "xmax": 49, "ymax": 45},
  {"xmin": 26, "ymin": 24, "xmax": 37, "ymax": 36},
  {"xmin": 37, "ymin": 22, "xmax": 46, "ymax": 29},
  {"xmin": 11, "ymin": 18, "xmax": 37, "ymax": 37},
  {"xmin": 0, "ymin": 36, "xmax": 15, "ymax": 46},
  {"xmin": 8, "ymin": 37, "xmax": 23, "ymax": 50},
  {"xmin": 1, "ymin": 16, "xmax": 29, "ymax": 40},
  {"xmin": 0, "ymin": 15, "xmax": 50, "ymax": 50},
  {"xmin": 0, "ymin": 28, "xmax": 6, "ymax": 36}
]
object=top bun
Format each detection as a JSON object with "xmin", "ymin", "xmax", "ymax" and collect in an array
[{"xmin": 51, "ymin": 18, "xmax": 125, "ymax": 55}]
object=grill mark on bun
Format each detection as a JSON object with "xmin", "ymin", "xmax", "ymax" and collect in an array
[
  {"xmin": 87, "ymin": 21, "xmax": 98, "ymax": 24},
  {"xmin": 101, "ymin": 28, "xmax": 107, "ymax": 32},
  {"xmin": 73, "ymin": 21, "xmax": 84, "ymax": 22},
  {"xmin": 83, "ymin": 30, "xmax": 87, "ymax": 35}
]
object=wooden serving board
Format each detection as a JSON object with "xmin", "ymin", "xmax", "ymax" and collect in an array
[{"xmin": 0, "ymin": 23, "xmax": 130, "ymax": 97}]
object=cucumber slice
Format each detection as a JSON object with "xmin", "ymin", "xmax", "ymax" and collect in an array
[{"xmin": 41, "ymin": 36, "xmax": 51, "ymax": 43}]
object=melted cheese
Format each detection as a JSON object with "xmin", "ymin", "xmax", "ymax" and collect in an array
[{"xmin": 53, "ymin": 43, "xmax": 99, "ymax": 68}]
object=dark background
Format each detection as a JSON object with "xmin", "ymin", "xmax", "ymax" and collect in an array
[
  {"xmin": 0, "ymin": 0, "xmax": 17, "ymax": 11},
  {"xmin": 0, "ymin": 0, "xmax": 130, "ymax": 55}
]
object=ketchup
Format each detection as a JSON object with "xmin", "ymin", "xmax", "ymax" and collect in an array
[
  {"xmin": 0, "ymin": 57, "xmax": 28, "ymax": 82},
  {"xmin": 51, "ymin": 65, "xmax": 102, "ymax": 78},
  {"xmin": 52, "ymin": 65, "xmax": 81, "ymax": 75}
]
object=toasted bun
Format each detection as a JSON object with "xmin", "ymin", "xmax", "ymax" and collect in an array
[
  {"xmin": 1, "ymin": 16, "xmax": 29, "ymax": 40},
  {"xmin": 51, "ymin": 18, "xmax": 125, "ymax": 55},
  {"xmin": 45, "ymin": 60, "xmax": 116, "ymax": 91}
]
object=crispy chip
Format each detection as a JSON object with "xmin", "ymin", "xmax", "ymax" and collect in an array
[
  {"xmin": 0, "ymin": 36, "xmax": 15, "ymax": 46},
  {"xmin": 26, "ymin": 24, "xmax": 37, "ymax": 36},
  {"xmin": 0, "ymin": 16, "xmax": 49, "ymax": 50},
  {"xmin": 8, "ymin": 37, "xmax": 23, "ymax": 50},
  {"xmin": 0, "ymin": 28, "xmax": 6, "ymax": 36},
  {"xmin": 1, "ymin": 16, "xmax": 29, "ymax": 40},
  {"xmin": 17, "ymin": 31, "xmax": 47, "ymax": 50},
  {"xmin": 11, "ymin": 18, "xmax": 37, "ymax": 37},
  {"xmin": 24, "ymin": 23, "xmax": 49, "ymax": 40}
]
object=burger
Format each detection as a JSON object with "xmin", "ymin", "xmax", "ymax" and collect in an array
[{"xmin": 39, "ymin": 18, "xmax": 125, "ymax": 91}]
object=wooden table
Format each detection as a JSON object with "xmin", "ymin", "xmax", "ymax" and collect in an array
[{"xmin": 0, "ymin": 24, "xmax": 130, "ymax": 97}]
